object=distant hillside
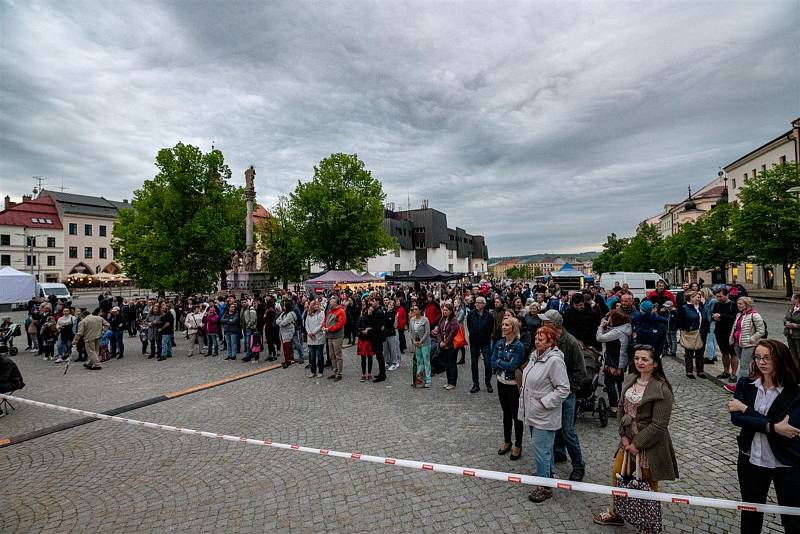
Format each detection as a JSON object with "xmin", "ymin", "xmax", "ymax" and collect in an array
[{"xmin": 489, "ymin": 251, "xmax": 599, "ymax": 263}]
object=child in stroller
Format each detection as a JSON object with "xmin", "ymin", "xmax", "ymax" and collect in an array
[
  {"xmin": 0, "ymin": 318, "xmax": 21, "ymax": 356},
  {"xmin": 573, "ymin": 345, "xmax": 609, "ymax": 427}
]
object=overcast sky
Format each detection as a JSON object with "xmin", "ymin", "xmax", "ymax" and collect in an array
[{"xmin": 1, "ymin": 1, "xmax": 798, "ymax": 256}]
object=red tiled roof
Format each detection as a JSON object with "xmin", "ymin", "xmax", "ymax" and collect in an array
[
  {"xmin": 0, "ymin": 196, "xmax": 63, "ymax": 229},
  {"xmin": 253, "ymin": 204, "xmax": 272, "ymax": 220}
]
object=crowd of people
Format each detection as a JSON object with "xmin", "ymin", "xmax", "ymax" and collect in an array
[{"xmin": 6, "ymin": 280, "xmax": 800, "ymax": 534}]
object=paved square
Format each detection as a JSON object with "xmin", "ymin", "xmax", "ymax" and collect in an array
[{"xmin": 0, "ymin": 302, "xmax": 792, "ymax": 533}]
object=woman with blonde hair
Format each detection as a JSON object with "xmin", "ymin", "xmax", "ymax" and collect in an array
[
  {"xmin": 724, "ymin": 296, "xmax": 767, "ymax": 393},
  {"xmin": 490, "ymin": 317, "xmax": 526, "ymax": 461}
]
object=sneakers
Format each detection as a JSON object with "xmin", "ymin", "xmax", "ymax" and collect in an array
[
  {"xmin": 54, "ymin": 357, "xmax": 67, "ymax": 364},
  {"xmin": 367, "ymin": 374, "xmax": 373, "ymax": 381},
  {"xmin": 697, "ymin": 372, "xmax": 707, "ymax": 379},
  {"xmin": 333, "ymin": 374, "xmax": 342, "ymax": 382},
  {"xmin": 315, "ymin": 373, "xmax": 323, "ymax": 378},
  {"xmin": 716, "ymin": 371, "xmax": 730, "ymax": 379},
  {"xmin": 486, "ymin": 383, "xmax": 494, "ymax": 393},
  {"xmin": 387, "ymin": 363, "xmax": 399, "ymax": 371},
  {"xmin": 470, "ymin": 385, "xmax": 480, "ymax": 394},
  {"xmin": 528, "ymin": 487, "xmax": 552, "ymax": 503},
  {"xmin": 423, "ymin": 383, "xmax": 431, "ymax": 388},
  {"xmin": 43, "ymin": 356, "xmax": 51, "ymax": 361},
  {"xmin": 327, "ymin": 373, "xmax": 337, "ymax": 380},
  {"xmin": 686, "ymin": 373, "xmax": 696, "ymax": 379},
  {"xmin": 729, "ymin": 375, "xmax": 737, "ymax": 383},
  {"xmin": 307, "ymin": 373, "xmax": 316, "ymax": 378},
  {"xmin": 360, "ymin": 375, "xmax": 366, "ymax": 382},
  {"xmin": 724, "ymin": 384, "xmax": 737, "ymax": 393},
  {"xmin": 372, "ymin": 375, "xmax": 386, "ymax": 383},
  {"xmin": 444, "ymin": 384, "xmax": 455, "ymax": 390},
  {"xmin": 593, "ymin": 510, "xmax": 624, "ymax": 526}
]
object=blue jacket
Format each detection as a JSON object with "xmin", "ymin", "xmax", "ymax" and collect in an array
[
  {"xmin": 220, "ymin": 312, "xmax": 240, "ymax": 334},
  {"xmin": 677, "ymin": 303, "xmax": 710, "ymax": 334},
  {"xmin": 731, "ymin": 377, "xmax": 800, "ymax": 467},
  {"xmin": 490, "ymin": 338, "xmax": 526, "ymax": 382}
]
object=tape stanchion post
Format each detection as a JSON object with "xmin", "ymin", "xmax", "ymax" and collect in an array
[{"xmin": 2, "ymin": 393, "xmax": 798, "ymax": 517}]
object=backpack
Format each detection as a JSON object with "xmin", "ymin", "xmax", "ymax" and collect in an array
[{"xmin": 633, "ymin": 318, "xmax": 666, "ymax": 357}]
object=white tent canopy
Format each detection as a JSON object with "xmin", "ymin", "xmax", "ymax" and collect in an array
[{"xmin": 0, "ymin": 267, "xmax": 36, "ymax": 304}]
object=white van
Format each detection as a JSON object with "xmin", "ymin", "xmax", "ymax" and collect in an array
[
  {"xmin": 37, "ymin": 283, "xmax": 74, "ymax": 305},
  {"xmin": 597, "ymin": 272, "xmax": 666, "ymax": 301}
]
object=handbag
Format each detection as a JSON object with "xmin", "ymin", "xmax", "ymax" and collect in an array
[
  {"xmin": 678, "ymin": 329, "xmax": 702, "ymax": 350},
  {"xmin": 453, "ymin": 325, "xmax": 467, "ymax": 349},
  {"xmin": 613, "ymin": 451, "xmax": 663, "ymax": 533}
]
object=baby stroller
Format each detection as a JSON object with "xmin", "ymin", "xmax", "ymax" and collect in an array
[
  {"xmin": 574, "ymin": 345, "xmax": 609, "ymax": 427},
  {"xmin": 0, "ymin": 323, "xmax": 21, "ymax": 356}
]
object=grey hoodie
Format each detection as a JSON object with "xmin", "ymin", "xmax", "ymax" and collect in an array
[{"xmin": 596, "ymin": 322, "xmax": 633, "ymax": 370}]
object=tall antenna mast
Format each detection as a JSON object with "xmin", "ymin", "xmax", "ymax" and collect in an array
[
  {"xmin": 58, "ymin": 176, "xmax": 70, "ymax": 192},
  {"xmin": 32, "ymin": 176, "xmax": 46, "ymax": 198}
]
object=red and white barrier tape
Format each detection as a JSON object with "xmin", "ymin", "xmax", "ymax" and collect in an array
[{"xmin": 3, "ymin": 393, "xmax": 798, "ymax": 516}]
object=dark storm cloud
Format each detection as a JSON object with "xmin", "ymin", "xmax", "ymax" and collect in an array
[{"xmin": 1, "ymin": 1, "xmax": 798, "ymax": 255}]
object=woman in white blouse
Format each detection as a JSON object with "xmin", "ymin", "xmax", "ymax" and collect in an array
[{"xmin": 729, "ymin": 339, "xmax": 800, "ymax": 534}]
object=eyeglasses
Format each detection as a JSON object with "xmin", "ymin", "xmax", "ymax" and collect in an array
[{"xmin": 754, "ymin": 356, "xmax": 772, "ymax": 363}]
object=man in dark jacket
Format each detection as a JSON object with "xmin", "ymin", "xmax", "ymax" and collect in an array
[
  {"xmin": 712, "ymin": 287, "xmax": 738, "ymax": 382},
  {"xmin": 108, "ymin": 306, "xmax": 126, "ymax": 359},
  {"xmin": 540, "ymin": 309, "xmax": 587, "ymax": 481},
  {"xmin": 562, "ymin": 293, "xmax": 601, "ymax": 350},
  {"xmin": 467, "ymin": 296, "xmax": 494, "ymax": 394}
]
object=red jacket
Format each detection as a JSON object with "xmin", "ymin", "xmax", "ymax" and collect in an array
[
  {"xmin": 396, "ymin": 305, "xmax": 408, "ymax": 330},
  {"xmin": 325, "ymin": 306, "xmax": 346, "ymax": 333},
  {"xmin": 647, "ymin": 289, "xmax": 677, "ymax": 307},
  {"xmin": 425, "ymin": 303, "xmax": 441, "ymax": 328}
]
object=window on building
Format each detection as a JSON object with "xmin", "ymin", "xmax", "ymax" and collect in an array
[
  {"xmin": 780, "ymin": 155, "xmax": 787, "ymax": 164},
  {"xmin": 447, "ymin": 249, "xmax": 454, "ymax": 259},
  {"xmin": 745, "ymin": 263, "xmax": 753, "ymax": 284},
  {"xmin": 84, "ymin": 247, "xmax": 92, "ymax": 259},
  {"xmin": 448, "ymin": 263, "xmax": 454, "ymax": 272},
  {"xmin": 84, "ymin": 224, "xmax": 92, "ymax": 236},
  {"xmin": 47, "ymin": 237, "xmax": 56, "ymax": 247},
  {"xmin": 743, "ymin": 172, "xmax": 748, "ymax": 182},
  {"xmin": 27, "ymin": 255, "xmax": 36, "ymax": 266},
  {"xmin": 0, "ymin": 234, "xmax": 9, "ymax": 246},
  {"xmin": 0, "ymin": 255, "xmax": 9, "ymax": 266},
  {"xmin": 761, "ymin": 164, "xmax": 766, "ymax": 173},
  {"xmin": 69, "ymin": 247, "xmax": 77, "ymax": 258},
  {"xmin": 732, "ymin": 265, "xmax": 739, "ymax": 281},
  {"xmin": 732, "ymin": 178, "xmax": 736, "ymax": 189},
  {"xmin": 99, "ymin": 225, "xmax": 107, "ymax": 237},
  {"xmin": 752, "ymin": 168, "xmax": 757, "ymax": 177},
  {"xmin": 99, "ymin": 247, "xmax": 107, "ymax": 259},
  {"xmin": 394, "ymin": 263, "xmax": 401, "ymax": 272},
  {"xmin": 394, "ymin": 248, "xmax": 400, "ymax": 257},
  {"xmin": 47, "ymin": 255, "xmax": 56, "ymax": 266},
  {"xmin": 69, "ymin": 223, "xmax": 77, "ymax": 235}
]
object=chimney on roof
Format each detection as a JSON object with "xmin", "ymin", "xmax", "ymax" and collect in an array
[
  {"xmin": 22, "ymin": 194, "xmax": 32, "ymax": 203},
  {"xmin": 421, "ymin": 199, "xmax": 428, "ymax": 209},
  {"xmin": 4, "ymin": 195, "xmax": 12, "ymax": 210}
]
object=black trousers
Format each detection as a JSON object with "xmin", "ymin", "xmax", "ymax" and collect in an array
[
  {"xmin": 684, "ymin": 347, "xmax": 705, "ymax": 374},
  {"xmin": 604, "ymin": 370, "xmax": 624, "ymax": 408},
  {"xmin": 497, "ymin": 381, "xmax": 523, "ymax": 447},
  {"xmin": 372, "ymin": 338, "xmax": 386, "ymax": 377},
  {"xmin": 398, "ymin": 329, "xmax": 407, "ymax": 353},
  {"xmin": 443, "ymin": 347, "xmax": 458, "ymax": 386},
  {"xmin": 737, "ymin": 453, "xmax": 800, "ymax": 534}
]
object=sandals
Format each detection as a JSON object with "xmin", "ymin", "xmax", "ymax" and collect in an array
[{"xmin": 497, "ymin": 443, "xmax": 512, "ymax": 455}]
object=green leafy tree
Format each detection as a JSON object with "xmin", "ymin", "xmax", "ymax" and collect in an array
[
  {"xmin": 593, "ymin": 233, "xmax": 630, "ymax": 274},
  {"xmin": 734, "ymin": 163, "xmax": 800, "ymax": 296},
  {"xmin": 685, "ymin": 202, "xmax": 744, "ymax": 281},
  {"xmin": 113, "ymin": 143, "xmax": 246, "ymax": 294},
  {"xmin": 290, "ymin": 153, "xmax": 394, "ymax": 270},
  {"xmin": 506, "ymin": 265, "xmax": 533, "ymax": 280},
  {"xmin": 257, "ymin": 197, "xmax": 307, "ymax": 289},
  {"xmin": 619, "ymin": 224, "xmax": 662, "ymax": 272},
  {"xmin": 533, "ymin": 266, "xmax": 543, "ymax": 277}
]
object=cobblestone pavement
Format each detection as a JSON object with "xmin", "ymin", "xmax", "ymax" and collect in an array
[{"xmin": 0, "ymin": 301, "xmax": 793, "ymax": 533}]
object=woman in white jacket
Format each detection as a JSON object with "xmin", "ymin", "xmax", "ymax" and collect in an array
[
  {"xmin": 304, "ymin": 300, "xmax": 325, "ymax": 378},
  {"xmin": 518, "ymin": 324, "xmax": 571, "ymax": 504},
  {"xmin": 724, "ymin": 296, "xmax": 766, "ymax": 392}
]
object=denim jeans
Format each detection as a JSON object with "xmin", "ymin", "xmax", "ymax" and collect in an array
[
  {"xmin": 243, "ymin": 328, "xmax": 253, "ymax": 358},
  {"xmin": 705, "ymin": 322, "xmax": 717, "ymax": 361},
  {"xmin": 161, "ymin": 334, "xmax": 173, "ymax": 357},
  {"xmin": 553, "ymin": 392, "xmax": 585, "ymax": 469},
  {"xmin": 308, "ymin": 344, "xmax": 324, "ymax": 374},
  {"xmin": 469, "ymin": 343, "xmax": 493, "ymax": 388},
  {"xmin": 666, "ymin": 332, "xmax": 678, "ymax": 357},
  {"xmin": 530, "ymin": 426, "xmax": 556, "ymax": 478},
  {"xmin": 226, "ymin": 333, "xmax": 239, "ymax": 359},
  {"xmin": 57, "ymin": 339, "xmax": 72, "ymax": 358},
  {"xmin": 111, "ymin": 330, "xmax": 124, "ymax": 357},
  {"xmin": 207, "ymin": 333, "xmax": 219, "ymax": 355},
  {"xmin": 292, "ymin": 330, "xmax": 304, "ymax": 360},
  {"xmin": 737, "ymin": 345, "xmax": 755, "ymax": 379}
]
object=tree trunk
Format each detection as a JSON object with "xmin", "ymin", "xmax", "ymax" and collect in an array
[
  {"xmin": 719, "ymin": 263, "xmax": 728, "ymax": 285},
  {"xmin": 784, "ymin": 262, "xmax": 795, "ymax": 298},
  {"xmin": 282, "ymin": 278, "xmax": 289, "ymax": 290}
]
